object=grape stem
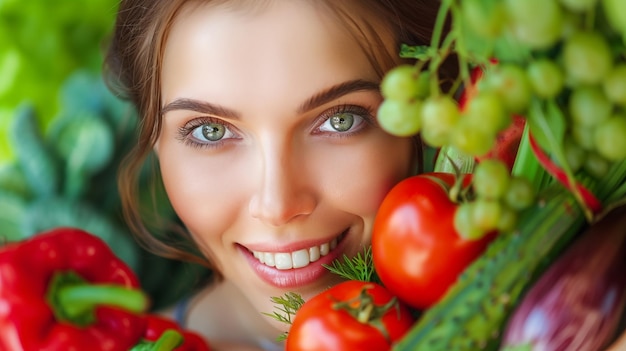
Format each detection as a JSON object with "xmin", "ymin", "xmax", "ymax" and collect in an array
[
  {"xmin": 448, "ymin": 1, "xmax": 473, "ymax": 96},
  {"xmin": 429, "ymin": 0, "xmax": 452, "ymax": 55},
  {"xmin": 428, "ymin": 0, "xmax": 454, "ymax": 96},
  {"xmin": 423, "ymin": 0, "xmax": 477, "ymax": 100}
]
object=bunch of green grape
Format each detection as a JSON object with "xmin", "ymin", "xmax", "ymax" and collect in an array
[
  {"xmin": 379, "ymin": 62, "xmax": 517, "ymax": 158},
  {"xmin": 454, "ymin": 159, "xmax": 535, "ymax": 239},
  {"xmin": 469, "ymin": 0, "xmax": 626, "ymax": 179},
  {"xmin": 378, "ymin": 0, "xmax": 626, "ymax": 179}
]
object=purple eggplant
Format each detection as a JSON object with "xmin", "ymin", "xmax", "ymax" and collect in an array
[{"xmin": 500, "ymin": 204, "xmax": 626, "ymax": 351}]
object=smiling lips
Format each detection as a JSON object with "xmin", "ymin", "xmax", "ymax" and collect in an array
[{"xmin": 250, "ymin": 233, "xmax": 344, "ymax": 270}]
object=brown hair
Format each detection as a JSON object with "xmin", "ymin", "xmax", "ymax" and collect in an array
[{"xmin": 104, "ymin": 0, "xmax": 445, "ymax": 273}]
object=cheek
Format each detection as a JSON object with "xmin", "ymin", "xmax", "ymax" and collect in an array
[
  {"xmin": 157, "ymin": 145, "xmax": 251, "ymax": 246},
  {"xmin": 317, "ymin": 136, "xmax": 413, "ymax": 216}
]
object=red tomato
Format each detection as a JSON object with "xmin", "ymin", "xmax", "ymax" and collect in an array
[
  {"xmin": 372, "ymin": 172, "xmax": 495, "ymax": 310},
  {"xmin": 285, "ymin": 280, "xmax": 414, "ymax": 351}
]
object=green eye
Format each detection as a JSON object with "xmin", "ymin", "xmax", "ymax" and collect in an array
[
  {"xmin": 329, "ymin": 113, "xmax": 354, "ymax": 132},
  {"xmin": 201, "ymin": 123, "xmax": 226, "ymax": 141}
]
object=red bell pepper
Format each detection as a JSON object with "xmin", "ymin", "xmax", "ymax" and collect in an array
[
  {"xmin": 131, "ymin": 314, "xmax": 212, "ymax": 351},
  {"xmin": 0, "ymin": 227, "xmax": 150, "ymax": 351}
]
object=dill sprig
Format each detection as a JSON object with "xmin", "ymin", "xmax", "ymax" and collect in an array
[
  {"xmin": 262, "ymin": 292, "xmax": 305, "ymax": 342},
  {"xmin": 323, "ymin": 246, "xmax": 381, "ymax": 284},
  {"xmin": 263, "ymin": 291, "xmax": 305, "ymax": 325}
]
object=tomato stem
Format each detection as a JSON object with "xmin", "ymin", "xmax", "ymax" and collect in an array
[
  {"xmin": 332, "ymin": 284, "xmax": 399, "ymax": 341},
  {"xmin": 436, "ymin": 152, "xmax": 472, "ymax": 203},
  {"xmin": 357, "ymin": 303, "xmax": 374, "ymax": 323},
  {"xmin": 449, "ymin": 177, "xmax": 464, "ymax": 203}
]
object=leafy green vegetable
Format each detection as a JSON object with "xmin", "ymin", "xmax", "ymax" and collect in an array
[{"xmin": 9, "ymin": 104, "xmax": 60, "ymax": 198}]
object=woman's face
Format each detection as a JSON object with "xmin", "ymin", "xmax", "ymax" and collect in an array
[{"xmin": 157, "ymin": 0, "xmax": 413, "ymax": 329}]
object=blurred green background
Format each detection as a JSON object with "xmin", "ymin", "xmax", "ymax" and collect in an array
[{"xmin": 0, "ymin": 1, "xmax": 208, "ymax": 309}]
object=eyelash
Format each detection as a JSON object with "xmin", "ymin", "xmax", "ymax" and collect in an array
[
  {"xmin": 176, "ymin": 104, "xmax": 377, "ymax": 149},
  {"xmin": 313, "ymin": 104, "xmax": 376, "ymax": 137},
  {"xmin": 176, "ymin": 116, "xmax": 236, "ymax": 149}
]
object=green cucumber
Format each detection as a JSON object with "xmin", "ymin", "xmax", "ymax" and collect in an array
[{"xmin": 394, "ymin": 161, "xmax": 626, "ymax": 350}]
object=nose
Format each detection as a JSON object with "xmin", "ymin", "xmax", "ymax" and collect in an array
[{"xmin": 248, "ymin": 142, "xmax": 317, "ymax": 227}]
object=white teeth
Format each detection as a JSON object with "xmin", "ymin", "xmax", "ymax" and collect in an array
[
  {"xmin": 292, "ymin": 249, "xmax": 309, "ymax": 269},
  {"xmin": 309, "ymin": 246, "xmax": 320, "ymax": 262},
  {"xmin": 251, "ymin": 234, "xmax": 342, "ymax": 270},
  {"xmin": 274, "ymin": 253, "xmax": 293, "ymax": 270},
  {"xmin": 320, "ymin": 243, "xmax": 330, "ymax": 256}
]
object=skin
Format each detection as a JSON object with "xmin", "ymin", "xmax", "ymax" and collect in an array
[
  {"xmin": 607, "ymin": 330, "xmax": 626, "ymax": 351},
  {"xmin": 156, "ymin": 1, "xmax": 413, "ymax": 349}
]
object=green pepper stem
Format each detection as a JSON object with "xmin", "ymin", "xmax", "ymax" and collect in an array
[
  {"xmin": 151, "ymin": 329, "xmax": 184, "ymax": 351},
  {"xmin": 46, "ymin": 271, "xmax": 149, "ymax": 326},
  {"xmin": 58, "ymin": 284, "xmax": 149, "ymax": 318}
]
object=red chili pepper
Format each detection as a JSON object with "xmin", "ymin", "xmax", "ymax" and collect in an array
[
  {"xmin": 460, "ymin": 62, "xmax": 527, "ymax": 172},
  {"xmin": 130, "ymin": 314, "xmax": 211, "ymax": 351},
  {"xmin": 0, "ymin": 227, "xmax": 150, "ymax": 351}
]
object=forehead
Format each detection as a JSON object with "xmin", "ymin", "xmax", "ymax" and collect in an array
[{"xmin": 160, "ymin": 1, "xmax": 394, "ymax": 109}]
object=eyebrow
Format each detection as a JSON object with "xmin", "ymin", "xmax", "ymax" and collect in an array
[
  {"xmin": 161, "ymin": 98, "xmax": 241, "ymax": 119},
  {"xmin": 296, "ymin": 79, "xmax": 380, "ymax": 113},
  {"xmin": 160, "ymin": 78, "xmax": 380, "ymax": 117}
]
